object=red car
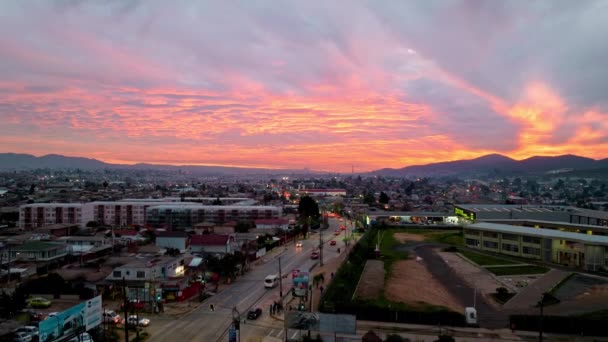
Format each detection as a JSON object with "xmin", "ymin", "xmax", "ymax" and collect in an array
[
  {"xmin": 334, "ymin": 230, "xmax": 341, "ymax": 235},
  {"xmin": 330, "ymin": 240, "xmax": 337, "ymax": 246},
  {"xmin": 340, "ymin": 225, "xmax": 346, "ymax": 230},
  {"xmin": 310, "ymin": 251, "xmax": 320, "ymax": 259}
]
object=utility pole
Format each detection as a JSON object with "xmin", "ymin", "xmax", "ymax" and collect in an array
[
  {"xmin": 278, "ymin": 256, "xmax": 283, "ymax": 305},
  {"xmin": 539, "ymin": 293, "xmax": 546, "ymax": 342},
  {"xmin": 122, "ymin": 278, "xmax": 129, "ymax": 342},
  {"xmin": 319, "ymin": 221, "xmax": 323, "ymax": 267}
]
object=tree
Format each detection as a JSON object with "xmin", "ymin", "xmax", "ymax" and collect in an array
[
  {"xmin": 235, "ymin": 222, "xmax": 252, "ymax": 233},
  {"xmin": 379, "ymin": 192, "xmax": 390, "ymax": 205},
  {"xmin": 298, "ymin": 196, "xmax": 320, "ymax": 221},
  {"xmin": 384, "ymin": 335, "xmax": 405, "ymax": 342},
  {"xmin": 86, "ymin": 221, "xmax": 99, "ymax": 228},
  {"xmin": 102, "ymin": 181, "xmax": 109, "ymax": 190},
  {"xmin": 212, "ymin": 197, "xmax": 223, "ymax": 205},
  {"xmin": 363, "ymin": 192, "xmax": 375, "ymax": 205}
]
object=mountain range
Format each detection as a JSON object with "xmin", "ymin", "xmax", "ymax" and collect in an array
[
  {"xmin": 1, "ymin": 152, "xmax": 607, "ymax": 177},
  {"xmin": 372, "ymin": 154, "xmax": 608, "ymax": 177}
]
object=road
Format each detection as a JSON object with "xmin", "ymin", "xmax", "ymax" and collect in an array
[{"xmin": 148, "ymin": 217, "xmax": 348, "ymax": 342}]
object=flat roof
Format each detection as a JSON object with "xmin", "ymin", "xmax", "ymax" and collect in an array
[
  {"xmin": 370, "ymin": 211, "xmax": 452, "ymax": 217},
  {"xmin": 12, "ymin": 241, "xmax": 66, "ymax": 251},
  {"xmin": 466, "ymin": 222, "xmax": 608, "ymax": 245},
  {"xmin": 483, "ymin": 219, "xmax": 608, "ymax": 231},
  {"xmin": 147, "ymin": 204, "xmax": 280, "ymax": 210}
]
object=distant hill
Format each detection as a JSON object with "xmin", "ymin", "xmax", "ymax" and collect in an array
[
  {"xmin": 0, "ymin": 153, "xmax": 320, "ymax": 175},
  {"xmin": 372, "ymin": 154, "xmax": 608, "ymax": 177}
]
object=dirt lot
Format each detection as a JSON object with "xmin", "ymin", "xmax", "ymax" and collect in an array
[
  {"xmin": 354, "ymin": 260, "xmax": 385, "ymax": 300},
  {"xmin": 545, "ymin": 274, "xmax": 608, "ymax": 315},
  {"xmin": 385, "ymin": 258, "xmax": 463, "ymax": 313},
  {"xmin": 392, "ymin": 233, "xmax": 426, "ymax": 243}
]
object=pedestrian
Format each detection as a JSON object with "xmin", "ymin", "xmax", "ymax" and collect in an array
[
  {"xmin": 270, "ymin": 304, "xmax": 273, "ymax": 315},
  {"xmin": 337, "ymin": 248, "xmax": 340, "ymax": 254},
  {"xmin": 330, "ymin": 272, "xmax": 334, "ymax": 279},
  {"xmin": 320, "ymin": 285, "xmax": 324, "ymax": 295}
]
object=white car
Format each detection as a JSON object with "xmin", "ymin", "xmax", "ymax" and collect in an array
[
  {"xmin": 295, "ymin": 241, "xmax": 303, "ymax": 248},
  {"xmin": 127, "ymin": 315, "xmax": 150, "ymax": 327},
  {"xmin": 102, "ymin": 310, "xmax": 122, "ymax": 324},
  {"xmin": 13, "ymin": 332, "xmax": 32, "ymax": 342},
  {"xmin": 13, "ymin": 326, "xmax": 38, "ymax": 337},
  {"xmin": 68, "ymin": 332, "xmax": 93, "ymax": 342}
]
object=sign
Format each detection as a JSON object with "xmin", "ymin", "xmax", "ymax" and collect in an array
[
  {"xmin": 292, "ymin": 271, "xmax": 309, "ymax": 297},
  {"xmin": 228, "ymin": 325, "xmax": 237, "ymax": 342},
  {"xmin": 39, "ymin": 295, "xmax": 102, "ymax": 342},
  {"xmin": 454, "ymin": 207, "xmax": 476, "ymax": 220}
]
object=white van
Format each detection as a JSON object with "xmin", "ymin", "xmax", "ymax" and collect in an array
[{"xmin": 264, "ymin": 274, "xmax": 280, "ymax": 288}]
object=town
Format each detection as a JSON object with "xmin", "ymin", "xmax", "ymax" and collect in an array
[{"xmin": 1, "ymin": 166, "xmax": 608, "ymax": 341}]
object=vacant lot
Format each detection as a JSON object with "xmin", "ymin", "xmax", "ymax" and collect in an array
[
  {"xmin": 385, "ymin": 258, "xmax": 463, "ymax": 313},
  {"xmin": 393, "ymin": 232, "xmax": 426, "ymax": 243},
  {"xmin": 354, "ymin": 260, "xmax": 385, "ymax": 300}
]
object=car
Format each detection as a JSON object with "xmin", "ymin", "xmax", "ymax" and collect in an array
[
  {"xmin": 13, "ymin": 326, "xmax": 38, "ymax": 337},
  {"xmin": 329, "ymin": 240, "xmax": 337, "ymax": 246},
  {"xmin": 340, "ymin": 225, "xmax": 346, "ymax": 230},
  {"xmin": 295, "ymin": 241, "xmax": 303, "ymax": 248},
  {"xmin": 121, "ymin": 299, "xmax": 145, "ymax": 310},
  {"xmin": 102, "ymin": 310, "xmax": 122, "ymax": 324},
  {"xmin": 334, "ymin": 230, "xmax": 341, "ymax": 236},
  {"xmin": 68, "ymin": 332, "xmax": 93, "ymax": 342},
  {"xmin": 310, "ymin": 251, "xmax": 319, "ymax": 259},
  {"xmin": 127, "ymin": 315, "xmax": 150, "ymax": 327},
  {"xmin": 28, "ymin": 297, "xmax": 52, "ymax": 309},
  {"xmin": 12, "ymin": 332, "xmax": 32, "ymax": 342},
  {"xmin": 247, "ymin": 308, "xmax": 262, "ymax": 320},
  {"xmin": 339, "ymin": 218, "xmax": 344, "ymax": 221}
]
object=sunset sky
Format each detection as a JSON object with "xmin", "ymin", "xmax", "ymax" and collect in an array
[{"xmin": 1, "ymin": 1, "xmax": 608, "ymax": 172}]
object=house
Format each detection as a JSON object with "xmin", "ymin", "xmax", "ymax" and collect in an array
[
  {"xmin": 191, "ymin": 234, "xmax": 233, "ymax": 256},
  {"xmin": 254, "ymin": 218, "xmax": 290, "ymax": 230},
  {"xmin": 106, "ymin": 256, "xmax": 186, "ymax": 282},
  {"xmin": 113, "ymin": 229, "xmax": 145, "ymax": 243},
  {"xmin": 156, "ymin": 231, "xmax": 190, "ymax": 251},
  {"xmin": 2, "ymin": 241, "xmax": 68, "ymax": 263}
]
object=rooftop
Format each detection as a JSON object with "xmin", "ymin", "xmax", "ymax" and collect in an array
[
  {"xmin": 191, "ymin": 234, "xmax": 230, "ymax": 246},
  {"xmin": 11, "ymin": 241, "xmax": 66, "ymax": 251},
  {"xmin": 466, "ymin": 222, "xmax": 608, "ymax": 245}
]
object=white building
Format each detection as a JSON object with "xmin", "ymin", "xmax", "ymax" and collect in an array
[
  {"xmin": 254, "ymin": 218, "xmax": 290, "ymax": 230},
  {"xmin": 106, "ymin": 256, "xmax": 186, "ymax": 282}
]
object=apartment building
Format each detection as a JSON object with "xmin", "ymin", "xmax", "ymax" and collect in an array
[
  {"xmin": 19, "ymin": 203, "xmax": 83, "ymax": 229},
  {"xmin": 145, "ymin": 204, "xmax": 281, "ymax": 230}
]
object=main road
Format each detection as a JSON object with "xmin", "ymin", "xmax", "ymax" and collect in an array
[{"xmin": 148, "ymin": 217, "xmax": 348, "ymax": 342}]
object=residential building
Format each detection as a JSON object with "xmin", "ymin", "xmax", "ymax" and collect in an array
[
  {"xmin": 299, "ymin": 189, "xmax": 346, "ymax": 197},
  {"xmin": 1, "ymin": 241, "xmax": 68, "ymax": 263},
  {"xmin": 106, "ymin": 256, "xmax": 186, "ymax": 282},
  {"xmin": 254, "ymin": 218, "xmax": 289, "ymax": 230},
  {"xmin": 19, "ymin": 203, "xmax": 83, "ymax": 229},
  {"xmin": 155, "ymin": 231, "xmax": 190, "ymax": 251},
  {"xmin": 191, "ymin": 234, "xmax": 233, "ymax": 255}
]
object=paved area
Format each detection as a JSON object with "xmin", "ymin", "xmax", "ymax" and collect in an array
[
  {"xmin": 503, "ymin": 269, "xmax": 570, "ymax": 310},
  {"xmin": 415, "ymin": 246, "xmax": 508, "ymax": 328}
]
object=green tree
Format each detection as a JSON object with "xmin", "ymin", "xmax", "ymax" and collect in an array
[
  {"xmin": 235, "ymin": 222, "xmax": 252, "ymax": 233},
  {"xmin": 298, "ymin": 196, "xmax": 320, "ymax": 221},
  {"xmin": 363, "ymin": 192, "xmax": 375, "ymax": 205},
  {"xmin": 384, "ymin": 335, "xmax": 405, "ymax": 342},
  {"xmin": 379, "ymin": 192, "xmax": 390, "ymax": 204}
]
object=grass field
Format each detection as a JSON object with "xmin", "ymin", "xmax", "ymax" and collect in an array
[
  {"xmin": 459, "ymin": 250, "xmax": 519, "ymax": 266},
  {"xmin": 379, "ymin": 229, "xmax": 409, "ymax": 272},
  {"xmin": 486, "ymin": 265, "xmax": 550, "ymax": 276}
]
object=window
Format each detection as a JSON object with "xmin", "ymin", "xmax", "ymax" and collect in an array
[
  {"xmin": 483, "ymin": 241, "xmax": 498, "ymax": 249},
  {"xmin": 465, "ymin": 238, "xmax": 480, "ymax": 247},
  {"xmin": 137, "ymin": 271, "xmax": 145, "ymax": 278},
  {"xmin": 522, "ymin": 236, "xmax": 541, "ymax": 244},
  {"xmin": 466, "ymin": 230, "xmax": 480, "ymax": 236},
  {"xmin": 483, "ymin": 231, "xmax": 498, "ymax": 238},
  {"xmin": 502, "ymin": 243, "xmax": 519, "ymax": 253},
  {"xmin": 113, "ymin": 271, "xmax": 121, "ymax": 278},
  {"xmin": 523, "ymin": 246, "xmax": 541, "ymax": 256},
  {"xmin": 502, "ymin": 233, "xmax": 519, "ymax": 241}
]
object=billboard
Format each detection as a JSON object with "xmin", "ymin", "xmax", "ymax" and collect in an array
[
  {"xmin": 284, "ymin": 312, "xmax": 356, "ymax": 334},
  {"xmin": 292, "ymin": 271, "xmax": 309, "ymax": 297},
  {"xmin": 39, "ymin": 296, "xmax": 102, "ymax": 342}
]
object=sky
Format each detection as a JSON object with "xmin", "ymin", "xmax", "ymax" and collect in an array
[{"xmin": 1, "ymin": 1, "xmax": 608, "ymax": 172}]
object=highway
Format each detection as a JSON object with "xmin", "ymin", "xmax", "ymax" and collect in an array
[{"xmin": 148, "ymin": 217, "xmax": 348, "ymax": 342}]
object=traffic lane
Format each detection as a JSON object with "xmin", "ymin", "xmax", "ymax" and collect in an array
[{"xmin": 414, "ymin": 246, "xmax": 507, "ymax": 329}]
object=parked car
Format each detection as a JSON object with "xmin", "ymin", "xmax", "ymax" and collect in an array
[
  {"xmin": 329, "ymin": 240, "xmax": 337, "ymax": 246},
  {"xmin": 13, "ymin": 326, "xmax": 38, "ymax": 338},
  {"xmin": 12, "ymin": 332, "xmax": 32, "ymax": 342},
  {"xmin": 247, "ymin": 308, "xmax": 262, "ymax": 320},
  {"xmin": 121, "ymin": 299, "xmax": 145, "ymax": 310},
  {"xmin": 127, "ymin": 315, "xmax": 150, "ymax": 327},
  {"xmin": 102, "ymin": 310, "xmax": 122, "ymax": 324},
  {"xmin": 68, "ymin": 332, "xmax": 93, "ymax": 342},
  {"xmin": 28, "ymin": 297, "xmax": 52, "ymax": 309},
  {"xmin": 310, "ymin": 251, "xmax": 319, "ymax": 259}
]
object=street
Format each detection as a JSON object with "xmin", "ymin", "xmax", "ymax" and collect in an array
[{"xmin": 148, "ymin": 217, "xmax": 349, "ymax": 342}]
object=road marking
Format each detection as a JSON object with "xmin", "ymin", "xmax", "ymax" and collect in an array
[
  {"xmin": 269, "ymin": 329, "xmax": 276, "ymax": 336},
  {"xmin": 291, "ymin": 331, "xmax": 298, "ymax": 339},
  {"xmin": 277, "ymin": 330, "xmax": 284, "ymax": 337}
]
